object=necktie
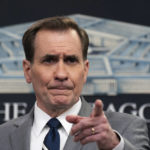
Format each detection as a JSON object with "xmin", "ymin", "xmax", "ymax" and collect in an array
[{"xmin": 44, "ymin": 118, "xmax": 61, "ymax": 150}]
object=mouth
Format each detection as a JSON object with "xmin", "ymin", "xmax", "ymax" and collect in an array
[
  {"xmin": 50, "ymin": 86, "xmax": 72, "ymax": 90},
  {"xmin": 48, "ymin": 86, "xmax": 73, "ymax": 95},
  {"xmin": 48, "ymin": 85, "xmax": 73, "ymax": 90}
]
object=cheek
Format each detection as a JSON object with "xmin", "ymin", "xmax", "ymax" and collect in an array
[
  {"xmin": 78, "ymin": 68, "xmax": 87, "ymax": 83},
  {"xmin": 31, "ymin": 68, "xmax": 50, "ymax": 87},
  {"xmin": 73, "ymin": 71, "xmax": 86, "ymax": 90}
]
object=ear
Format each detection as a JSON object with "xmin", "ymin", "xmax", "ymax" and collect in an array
[
  {"xmin": 83, "ymin": 59, "xmax": 89, "ymax": 83},
  {"xmin": 22, "ymin": 59, "xmax": 32, "ymax": 83}
]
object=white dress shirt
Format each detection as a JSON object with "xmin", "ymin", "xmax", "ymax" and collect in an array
[
  {"xmin": 30, "ymin": 99, "xmax": 81, "ymax": 150},
  {"xmin": 30, "ymin": 99, "xmax": 124, "ymax": 150}
]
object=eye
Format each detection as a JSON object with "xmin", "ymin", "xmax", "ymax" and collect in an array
[
  {"xmin": 45, "ymin": 58, "xmax": 57, "ymax": 63},
  {"xmin": 64, "ymin": 56, "xmax": 79, "ymax": 64},
  {"xmin": 41, "ymin": 55, "xmax": 58, "ymax": 64}
]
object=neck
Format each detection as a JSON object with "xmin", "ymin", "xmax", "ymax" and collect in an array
[
  {"xmin": 37, "ymin": 102, "xmax": 73, "ymax": 118},
  {"xmin": 44, "ymin": 107, "xmax": 67, "ymax": 118}
]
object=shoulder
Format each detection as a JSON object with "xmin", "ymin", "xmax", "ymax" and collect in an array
[
  {"xmin": 0, "ymin": 112, "xmax": 32, "ymax": 148},
  {"xmin": 106, "ymin": 110, "xmax": 145, "ymax": 122},
  {"xmin": 106, "ymin": 111, "xmax": 150, "ymax": 149},
  {"xmin": 106, "ymin": 111, "xmax": 147, "ymax": 132},
  {"xmin": 0, "ymin": 109, "xmax": 33, "ymax": 134},
  {"xmin": 0, "ymin": 115, "xmax": 25, "ymax": 130}
]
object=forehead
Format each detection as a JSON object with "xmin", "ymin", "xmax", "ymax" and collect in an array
[{"xmin": 34, "ymin": 29, "xmax": 83, "ymax": 57}]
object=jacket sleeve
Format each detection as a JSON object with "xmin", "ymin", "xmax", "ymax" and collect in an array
[{"xmin": 122, "ymin": 117, "xmax": 150, "ymax": 150}]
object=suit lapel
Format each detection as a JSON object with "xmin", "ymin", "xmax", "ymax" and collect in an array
[
  {"xmin": 63, "ymin": 97, "xmax": 92, "ymax": 150},
  {"xmin": 78, "ymin": 97, "xmax": 92, "ymax": 117},
  {"xmin": 63, "ymin": 135, "xmax": 82, "ymax": 150},
  {"xmin": 9, "ymin": 98, "xmax": 93, "ymax": 150},
  {"xmin": 10, "ymin": 108, "xmax": 34, "ymax": 150}
]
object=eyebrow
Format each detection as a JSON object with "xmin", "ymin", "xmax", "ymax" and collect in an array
[
  {"xmin": 41, "ymin": 54, "xmax": 79, "ymax": 60},
  {"xmin": 41, "ymin": 54, "xmax": 59, "ymax": 59},
  {"xmin": 64, "ymin": 55, "xmax": 79, "ymax": 59}
]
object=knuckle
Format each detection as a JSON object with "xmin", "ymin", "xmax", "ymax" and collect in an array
[
  {"xmin": 100, "ymin": 131, "xmax": 107, "ymax": 140},
  {"xmin": 82, "ymin": 129, "xmax": 87, "ymax": 135},
  {"xmin": 80, "ymin": 120, "xmax": 88, "ymax": 127},
  {"xmin": 102, "ymin": 116, "xmax": 108, "ymax": 124}
]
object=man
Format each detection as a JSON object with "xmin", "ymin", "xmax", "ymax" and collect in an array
[{"xmin": 0, "ymin": 16, "xmax": 149, "ymax": 150}]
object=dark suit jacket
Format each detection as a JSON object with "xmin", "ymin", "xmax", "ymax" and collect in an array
[{"xmin": 0, "ymin": 98, "xmax": 149, "ymax": 150}]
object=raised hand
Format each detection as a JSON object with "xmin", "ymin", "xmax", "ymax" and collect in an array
[{"xmin": 66, "ymin": 100, "xmax": 120, "ymax": 150}]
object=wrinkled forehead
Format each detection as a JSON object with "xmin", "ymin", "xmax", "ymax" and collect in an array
[
  {"xmin": 34, "ymin": 29, "xmax": 82, "ymax": 47},
  {"xmin": 33, "ymin": 29, "xmax": 83, "ymax": 60}
]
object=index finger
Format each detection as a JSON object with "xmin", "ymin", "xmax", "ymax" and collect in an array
[
  {"xmin": 66, "ymin": 115, "xmax": 85, "ymax": 124},
  {"xmin": 91, "ymin": 99, "xmax": 103, "ymax": 117}
]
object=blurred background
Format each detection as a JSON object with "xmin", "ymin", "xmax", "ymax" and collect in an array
[{"xmin": 0, "ymin": 0, "xmax": 150, "ymax": 137}]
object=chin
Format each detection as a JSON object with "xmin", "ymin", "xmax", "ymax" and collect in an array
[{"xmin": 53, "ymin": 95, "xmax": 71, "ymax": 103}]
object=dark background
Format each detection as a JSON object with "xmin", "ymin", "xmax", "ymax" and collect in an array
[
  {"xmin": 1, "ymin": 0, "xmax": 150, "ymax": 27},
  {"xmin": 0, "ymin": 0, "xmax": 150, "ymax": 138}
]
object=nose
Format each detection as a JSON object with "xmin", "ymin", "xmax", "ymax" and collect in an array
[{"xmin": 54, "ymin": 61, "xmax": 68, "ymax": 82}]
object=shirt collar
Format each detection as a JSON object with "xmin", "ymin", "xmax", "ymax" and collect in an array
[
  {"xmin": 58, "ymin": 99, "xmax": 81, "ymax": 135},
  {"xmin": 33, "ymin": 98, "xmax": 81, "ymax": 136},
  {"xmin": 33, "ymin": 103, "xmax": 51, "ymax": 136}
]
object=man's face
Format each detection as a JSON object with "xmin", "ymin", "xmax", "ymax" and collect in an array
[{"xmin": 23, "ymin": 29, "xmax": 89, "ymax": 114}]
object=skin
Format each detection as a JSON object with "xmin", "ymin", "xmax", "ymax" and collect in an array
[
  {"xmin": 23, "ymin": 29, "xmax": 89, "ymax": 117},
  {"xmin": 66, "ymin": 100, "xmax": 120, "ymax": 150},
  {"xmin": 23, "ymin": 28, "xmax": 119, "ymax": 149}
]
